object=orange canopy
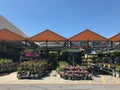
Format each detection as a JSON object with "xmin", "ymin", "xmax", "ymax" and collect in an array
[
  {"xmin": 69, "ymin": 29, "xmax": 107, "ymax": 41},
  {"xmin": 109, "ymin": 33, "xmax": 120, "ymax": 42},
  {"xmin": 0, "ymin": 28, "xmax": 25, "ymax": 42},
  {"xmin": 28, "ymin": 29, "xmax": 67, "ymax": 42}
]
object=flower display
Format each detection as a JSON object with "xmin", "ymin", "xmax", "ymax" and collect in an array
[
  {"xmin": 59, "ymin": 65, "xmax": 92, "ymax": 80},
  {"xmin": 17, "ymin": 59, "xmax": 53, "ymax": 79}
]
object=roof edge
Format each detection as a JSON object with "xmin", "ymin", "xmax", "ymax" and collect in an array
[
  {"xmin": 28, "ymin": 29, "xmax": 67, "ymax": 41},
  {"xmin": 68, "ymin": 29, "xmax": 107, "ymax": 41},
  {"xmin": 0, "ymin": 28, "xmax": 26, "ymax": 41}
]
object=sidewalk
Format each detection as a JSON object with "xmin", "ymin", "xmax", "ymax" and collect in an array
[{"xmin": 0, "ymin": 71, "xmax": 120, "ymax": 84}]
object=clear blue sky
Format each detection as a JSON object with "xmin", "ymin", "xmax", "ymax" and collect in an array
[{"xmin": 0, "ymin": 0, "xmax": 120, "ymax": 38}]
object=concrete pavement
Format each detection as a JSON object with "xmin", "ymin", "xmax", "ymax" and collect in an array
[
  {"xmin": 0, "ymin": 71, "xmax": 120, "ymax": 84},
  {"xmin": 0, "ymin": 84, "xmax": 120, "ymax": 90}
]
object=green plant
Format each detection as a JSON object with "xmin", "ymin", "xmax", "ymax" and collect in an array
[
  {"xmin": 56, "ymin": 61, "xmax": 69, "ymax": 73},
  {"xmin": 0, "ymin": 58, "xmax": 17, "ymax": 73},
  {"xmin": 56, "ymin": 66, "xmax": 62, "ymax": 73},
  {"xmin": 115, "ymin": 66, "xmax": 120, "ymax": 72},
  {"xmin": 0, "ymin": 59, "xmax": 13, "ymax": 65},
  {"xmin": 59, "ymin": 61, "xmax": 69, "ymax": 68}
]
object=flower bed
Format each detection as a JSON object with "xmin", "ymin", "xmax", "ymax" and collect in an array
[
  {"xmin": 17, "ymin": 60, "xmax": 53, "ymax": 79},
  {"xmin": 59, "ymin": 65, "xmax": 92, "ymax": 80}
]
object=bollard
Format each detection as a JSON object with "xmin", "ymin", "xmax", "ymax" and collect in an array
[
  {"xmin": 112, "ymin": 70, "xmax": 114, "ymax": 76},
  {"xmin": 114, "ymin": 70, "xmax": 116, "ymax": 77},
  {"xmin": 113, "ymin": 70, "xmax": 116, "ymax": 77}
]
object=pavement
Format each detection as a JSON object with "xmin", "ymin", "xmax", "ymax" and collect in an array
[
  {"xmin": 0, "ymin": 71, "xmax": 120, "ymax": 84},
  {"xmin": 0, "ymin": 84, "xmax": 120, "ymax": 90}
]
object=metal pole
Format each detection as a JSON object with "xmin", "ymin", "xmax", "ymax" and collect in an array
[
  {"xmin": 73, "ymin": 56, "xmax": 74, "ymax": 66},
  {"xmin": 57, "ymin": 41, "xmax": 59, "ymax": 67},
  {"xmin": 2, "ymin": 39, "xmax": 4, "ymax": 52},
  {"xmin": 118, "ymin": 70, "xmax": 120, "ymax": 78},
  {"xmin": 57, "ymin": 51, "xmax": 59, "ymax": 67},
  {"xmin": 46, "ymin": 40, "xmax": 48, "ymax": 59},
  {"xmin": 20, "ymin": 53, "xmax": 22, "ymax": 63}
]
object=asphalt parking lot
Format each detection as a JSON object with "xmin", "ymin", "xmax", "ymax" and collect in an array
[{"xmin": 0, "ymin": 71, "xmax": 120, "ymax": 84}]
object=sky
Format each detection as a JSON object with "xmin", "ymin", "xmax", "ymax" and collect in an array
[{"xmin": 0, "ymin": 0, "xmax": 120, "ymax": 38}]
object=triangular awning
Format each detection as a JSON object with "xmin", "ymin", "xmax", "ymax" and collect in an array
[
  {"xmin": 108, "ymin": 33, "xmax": 120, "ymax": 42},
  {"xmin": 28, "ymin": 29, "xmax": 67, "ymax": 42},
  {"xmin": 69, "ymin": 29, "xmax": 107, "ymax": 41},
  {"xmin": 0, "ymin": 15, "xmax": 28, "ymax": 38},
  {"xmin": 0, "ymin": 28, "xmax": 25, "ymax": 42}
]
